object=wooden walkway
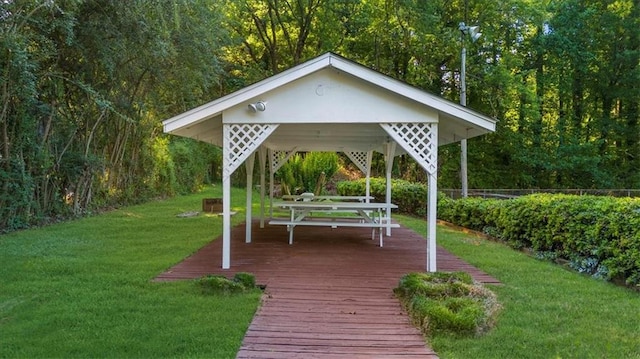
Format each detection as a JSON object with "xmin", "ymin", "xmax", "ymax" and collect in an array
[{"xmin": 156, "ymin": 221, "xmax": 499, "ymax": 358}]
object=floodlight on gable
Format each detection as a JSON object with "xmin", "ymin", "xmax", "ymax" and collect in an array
[{"xmin": 248, "ymin": 101, "xmax": 267, "ymax": 112}]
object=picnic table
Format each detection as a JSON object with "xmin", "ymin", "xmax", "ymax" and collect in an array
[{"xmin": 269, "ymin": 200, "xmax": 399, "ymax": 246}]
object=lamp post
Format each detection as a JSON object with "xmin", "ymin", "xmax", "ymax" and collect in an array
[{"xmin": 458, "ymin": 22, "xmax": 481, "ymax": 198}]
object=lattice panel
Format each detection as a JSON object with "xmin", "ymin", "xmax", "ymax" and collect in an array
[
  {"xmin": 223, "ymin": 124, "xmax": 278, "ymax": 177},
  {"xmin": 380, "ymin": 123, "xmax": 438, "ymax": 174},
  {"xmin": 270, "ymin": 150, "xmax": 297, "ymax": 172},
  {"xmin": 344, "ymin": 151, "xmax": 370, "ymax": 174}
]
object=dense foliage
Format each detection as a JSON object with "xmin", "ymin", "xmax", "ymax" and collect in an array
[
  {"xmin": 0, "ymin": 1, "xmax": 224, "ymax": 231},
  {"xmin": 276, "ymin": 152, "xmax": 339, "ymax": 195},
  {"xmin": 2, "ymin": 0, "xmax": 638, "ymax": 232},
  {"xmin": 438, "ymin": 194, "xmax": 640, "ymax": 288},
  {"xmin": 221, "ymin": 0, "xmax": 639, "ymax": 189}
]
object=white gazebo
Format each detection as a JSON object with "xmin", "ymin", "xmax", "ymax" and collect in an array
[{"xmin": 162, "ymin": 52, "xmax": 496, "ymax": 272}]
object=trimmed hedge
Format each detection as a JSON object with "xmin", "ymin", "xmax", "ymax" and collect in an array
[
  {"xmin": 337, "ymin": 177, "xmax": 429, "ymax": 216},
  {"xmin": 337, "ymin": 178, "xmax": 640, "ymax": 287},
  {"xmin": 438, "ymin": 194, "xmax": 640, "ymax": 288}
]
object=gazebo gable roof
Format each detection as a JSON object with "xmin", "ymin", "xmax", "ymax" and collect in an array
[{"xmin": 163, "ymin": 52, "xmax": 496, "ymax": 148}]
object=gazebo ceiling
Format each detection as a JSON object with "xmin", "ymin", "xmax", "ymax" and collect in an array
[{"xmin": 265, "ymin": 123, "xmax": 393, "ymax": 153}]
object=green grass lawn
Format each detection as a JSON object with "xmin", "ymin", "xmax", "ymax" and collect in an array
[
  {"xmin": 2, "ymin": 188, "xmax": 639, "ymax": 358},
  {"xmin": 0, "ymin": 185, "xmax": 260, "ymax": 358},
  {"xmin": 398, "ymin": 215, "xmax": 640, "ymax": 359}
]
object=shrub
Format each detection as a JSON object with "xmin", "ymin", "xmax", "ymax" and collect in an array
[
  {"xmin": 277, "ymin": 154, "xmax": 304, "ymax": 195},
  {"xmin": 233, "ymin": 272, "xmax": 257, "ymax": 288},
  {"xmin": 411, "ymin": 296, "xmax": 484, "ymax": 335},
  {"xmin": 195, "ymin": 273, "xmax": 257, "ymax": 295},
  {"xmin": 439, "ymin": 194, "xmax": 640, "ymax": 288},
  {"xmin": 395, "ymin": 271, "xmax": 473, "ymax": 298},
  {"xmin": 337, "ymin": 177, "xmax": 430, "ymax": 216},
  {"xmin": 437, "ymin": 197, "xmax": 501, "ymax": 232},
  {"xmin": 277, "ymin": 152, "xmax": 339, "ymax": 195},
  {"xmin": 337, "ymin": 178, "xmax": 640, "ymax": 288},
  {"xmin": 394, "ymin": 272, "xmax": 501, "ymax": 337},
  {"xmin": 301, "ymin": 152, "xmax": 339, "ymax": 193}
]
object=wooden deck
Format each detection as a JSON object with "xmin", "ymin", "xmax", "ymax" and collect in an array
[{"xmin": 156, "ymin": 221, "xmax": 499, "ymax": 358}]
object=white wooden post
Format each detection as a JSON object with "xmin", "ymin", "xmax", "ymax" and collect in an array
[
  {"xmin": 385, "ymin": 142, "xmax": 396, "ymax": 236},
  {"xmin": 221, "ymin": 123, "xmax": 278, "ymax": 269},
  {"xmin": 269, "ymin": 149, "xmax": 275, "ymax": 219},
  {"xmin": 427, "ymin": 171, "xmax": 438, "ymax": 272},
  {"xmin": 258, "ymin": 147, "xmax": 267, "ymax": 228},
  {"xmin": 222, "ymin": 127, "xmax": 232, "ymax": 269},
  {"xmin": 245, "ymin": 152, "xmax": 255, "ymax": 243},
  {"xmin": 366, "ymin": 151, "xmax": 373, "ymax": 203},
  {"xmin": 222, "ymin": 175, "xmax": 231, "ymax": 269},
  {"xmin": 380, "ymin": 122, "xmax": 438, "ymax": 272}
]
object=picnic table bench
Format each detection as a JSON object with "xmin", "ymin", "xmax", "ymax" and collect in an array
[{"xmin": 281, "ymin": 194, "xmax": 374, "ymax": 202}]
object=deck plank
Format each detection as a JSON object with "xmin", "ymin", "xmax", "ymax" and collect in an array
[{"xmin": 156, "ymin": 221, "xmax": 499, "ymax": 358}]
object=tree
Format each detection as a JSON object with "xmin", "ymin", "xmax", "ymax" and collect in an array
[{"xmin": 0, "ymin": 0, "xmax": 229, "ymax": 232}]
